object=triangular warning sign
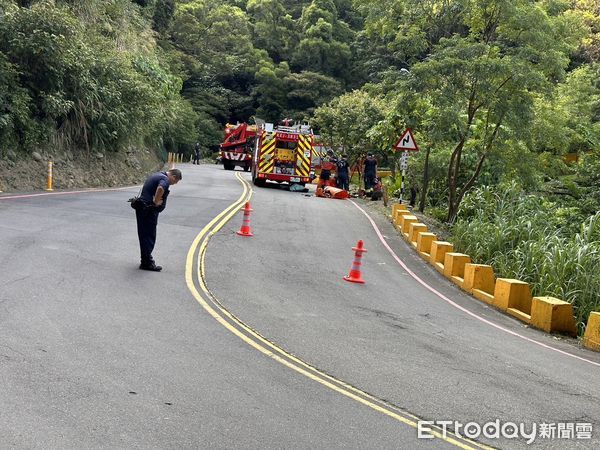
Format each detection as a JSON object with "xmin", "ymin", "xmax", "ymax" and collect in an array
[{"xmin": 394, "ymin": 129, "xmax": 419, "ymax": 152}]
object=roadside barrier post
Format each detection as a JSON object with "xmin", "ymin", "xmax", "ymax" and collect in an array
[
  {"xmin": 583, "ymin": 312, "xmax": 600, "ymax": 351},
  {"xmin": 45, "ymin": 160, "xmax": 53, "ymax": 191}
]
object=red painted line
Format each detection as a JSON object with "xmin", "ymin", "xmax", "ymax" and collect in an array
[
  {"xmin": 349, "ymin": 200, "xmax": 600, "ymax": 368},
  {"xmin": 0, "ymin": 186, "xmax": 138, "ymax": 200}
]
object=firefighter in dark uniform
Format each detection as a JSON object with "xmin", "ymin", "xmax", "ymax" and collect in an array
[
  {"xmin": 363, "ymin": 153, "xmax": 377, "ymax": 191},
  {"xmin": 336, "ymin": 154, "xmax": 350, "ymax": 191},
  {"xmin": 135, "ymin": 168, "xmax": 182, "ymax": 271}
]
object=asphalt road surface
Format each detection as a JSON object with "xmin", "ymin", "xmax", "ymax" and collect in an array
[{"xmin": 0, "ymin": 164, "xmax": 598, "ymax": 449}]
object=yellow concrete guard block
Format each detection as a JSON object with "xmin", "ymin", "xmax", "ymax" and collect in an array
[
  {"xmin": 443, "ymin": 253, "xmax": 471, "ymax": 285},
  {"xmin": 394, "ymin": 209, "xmax": 412, "ymax": 225},
  {"xmin": 417, "ymin": 232, "xmax": 436, "ymax": 256},
  {"xmin": 493, "ymin": 279, "xmax": 532, "ymax": 322},
  {"xmin": 429, "ymin": 241, "xmax": 453, "ymax": 272},
  {"xmin": 530, "ymin": 297, "xmax": 577, "ymax": 337},
  {"xmin": 401, "ymin": 216, "xmax": 418, "ymax": 235},
  {"xmin": 391, "ymin": 203, "xmax": 408, "ymax": 220},
  {"xmin": 463, "ymin": 264, "xmax": 495, "ymax": 294},
  {"xmin": 398, "ymin": 213, "xmax": 415, "ymax": 229},
  {"xmin": 583, "ymin": 312, "xmax": 600, "ymax": 351},
  {"xmin": 408, "ymin": 223, "xmax": 427, "ymax": 243}
]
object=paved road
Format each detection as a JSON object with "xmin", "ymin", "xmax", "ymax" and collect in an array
[{"xmin": 0, "ymin": 164, "xmax": 598, "ymax": 449}]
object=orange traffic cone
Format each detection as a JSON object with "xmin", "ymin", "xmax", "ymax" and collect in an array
[
  {"xmin": 236, "ymin": 202, "xmax": 254, "ymax": 237},
  {"xmin": 344, "ymin": 240, "xmax": 367, "ymax": 284}
]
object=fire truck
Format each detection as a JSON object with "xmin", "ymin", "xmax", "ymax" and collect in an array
[
  {"xmin": 219, "ymin": 123, "xmax": 257, "ymax": 171},
  {"xmin": 251, "ymin": 122, "xmax": 315, "ymax": 186}
]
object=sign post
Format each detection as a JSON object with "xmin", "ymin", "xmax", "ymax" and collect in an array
[{"xmin": 393, "ymin": 129, "xmax": 419, "ymax": 204}]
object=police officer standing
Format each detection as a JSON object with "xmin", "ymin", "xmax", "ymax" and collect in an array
[
  {"xmin": 135, "ymin": 168, "xmax": 182, "ymax": 271},
  {"xmin": 336, "ymin": 154, "xmax": 350, "ymax": 191}
]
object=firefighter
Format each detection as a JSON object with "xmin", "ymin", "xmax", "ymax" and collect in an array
[
  {"xmin": 363, "ymin": 152, "xmax": 377, "ymax": 191},
  {"xmin": 336, "ymin": 154, "xmax": 350, "ymax": 191},
  {"xmin": 319, "ymin": 149, "xmax": 336, "ymax": 189}
]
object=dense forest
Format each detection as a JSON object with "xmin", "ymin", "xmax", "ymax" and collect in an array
[{"xmin": 1, "ymin": 0, "xmax": 599, "ymax": 330}]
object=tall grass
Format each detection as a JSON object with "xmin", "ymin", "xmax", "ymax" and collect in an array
[{"xmin": 453, "ymin": 184, "xmax": 600, "ymax": 334}]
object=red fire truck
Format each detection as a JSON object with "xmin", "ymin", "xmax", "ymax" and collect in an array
[
  {"xmin": 251, "ymin": 123, "xmax": 315, "ymax": 186},
  {"xmin": 219, "ymin": 123, "xmax": 257, "ymax": 171}
]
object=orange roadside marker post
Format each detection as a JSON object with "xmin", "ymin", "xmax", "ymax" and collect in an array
[
  {"xmin": 236, "ymin": 202, "xmax": 254, "ymax": 237},
  {"xmin": 344, "ymin": 240, "xmax": 367, "ymax": 284},
  {"xmin": 45, "ymin": 160, "xmax": 53, "ymax": 191}
]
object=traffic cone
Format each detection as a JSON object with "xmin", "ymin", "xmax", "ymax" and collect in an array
[
  {"xmin": 344, "ymin": 240, "xmax": 367, "ymax": 284},
  {"xmin": 236, "ymin": 202, "xmax": 254, "ymax": 237}
]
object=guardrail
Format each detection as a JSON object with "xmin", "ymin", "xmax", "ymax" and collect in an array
[{"xmin": 389, "ymin": 203, "xmax": 598, "ymax": 349}]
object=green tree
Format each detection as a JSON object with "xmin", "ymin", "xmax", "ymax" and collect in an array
[
  {"xmin": 153, "ymin": 0, "xmax": 175, "ymax": 34},
  {"xmin": 0, "ymin": 0, "xmax": 195, "ymax": 154},
  {"xmin": 253, "ymin": 61, "xmax": 289, "ymax": 121},
  {"xmin": 313, "ymin": 88, "xmax": 387, "ymax": 163},
  {"xmin": 290, "ymin": 0, "xmax": 354, "ymax": 81},
  {"xmin": 360, "ymin": 0, "xmax": 587, "ymax": 222},
  {"xmin": 171, "ymin": 0, "xmax": 261, "ymax": 125},
  {"xmin": 247, "ymin": 0, "xmax": 295, "ymax": 63},
  {"xmin": 0, "ymin": 50, "xmax": 32, "ymax": 152},
  {"xmin": 283, "ymin": 70, "xmax": 342, "ymax": 118}
]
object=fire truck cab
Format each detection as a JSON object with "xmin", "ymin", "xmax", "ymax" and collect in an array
[{"xmin": 251, "ymin": 122, "xmax": 314, "ymax": 187}]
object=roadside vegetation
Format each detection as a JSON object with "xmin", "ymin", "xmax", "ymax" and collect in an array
[
  {"xmin": 0, "ymin": 0, "xmax": 598, "ymax": 333},
  {"xmin": 453, "ymin": 182, "xmax": 600, "ymax": 333}
]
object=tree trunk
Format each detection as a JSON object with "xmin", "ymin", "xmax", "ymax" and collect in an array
[
  {"xmin": 419, "ymin": 147, "xmax": 430, "ymax": 212},
  {"xmin": 446, "ymin": 137, "xmax": 466, "ymax": 222}
]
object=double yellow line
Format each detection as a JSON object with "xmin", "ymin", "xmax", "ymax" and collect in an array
[{"xmin": 185, "ymin": 172, "xmax": 492, "ymax": 450}]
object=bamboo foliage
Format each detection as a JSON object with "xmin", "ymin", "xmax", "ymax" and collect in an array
[{"xmin": 454, "ymin": 184, "xmax": 600, "ymax": 333}]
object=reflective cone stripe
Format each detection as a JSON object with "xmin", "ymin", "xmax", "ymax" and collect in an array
[
  {"xmin": 258, "ymin": 133, "xmax": 276, "ymax": 173},
  {"xmin": 296, "ymin": 135, "xmax": 311, "ymax": 177},
  {"xmin": 236, "ymin": 202, "xmax": 254, "ymax": 237},
  {"xmin": 344, "ymin": 240, "xmax": 367, "ymax": 284}
]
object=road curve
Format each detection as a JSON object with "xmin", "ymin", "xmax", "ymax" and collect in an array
[
  {"xmin": 204, "ymin": 166, "xmax": 600, "ymax": 449},
  {"xmin": 0, "ymin": 164, "xmax": 469, "ymax": 449}
]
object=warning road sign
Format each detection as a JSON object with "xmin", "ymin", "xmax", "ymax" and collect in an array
[{"xmin": 394, "ymin": 129, "xmax": 419, "ymax": 152}]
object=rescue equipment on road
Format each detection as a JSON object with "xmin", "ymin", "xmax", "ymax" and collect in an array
[
  {"xmin": 236, "ymin": 202, "xmax": 254, "ymax": 237},
  {"xmin": 344, "ymin": 240, "xmax": 367, "ymax": 284},
  {"xmin": 316, "ymin": 186, "xmax": 349, "ymax": 199}
]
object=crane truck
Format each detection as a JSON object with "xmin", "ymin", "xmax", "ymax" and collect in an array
[{"xmin": 219, "ymin": 123, "xmax": 257, "ymax": 171}]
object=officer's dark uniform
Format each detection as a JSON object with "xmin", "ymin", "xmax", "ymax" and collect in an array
[
  {"xmin": 364, "ymin": 155, "xmax": 377, "ymax": 190},
  {"xmin": 336, "ymin": 158, "xmax": 350, "ymax": 190},
  {"xmin": 136, "ymin": 171, "xmax": 170, "ymax": 269},
  {"xmin": 193, "ymin": 143, "xmax": 201, "ymax": 164}
]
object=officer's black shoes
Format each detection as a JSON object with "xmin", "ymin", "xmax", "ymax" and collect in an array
[{"xmin": 139, "ymin": 263, "xmax": 162, "ymax": 272}]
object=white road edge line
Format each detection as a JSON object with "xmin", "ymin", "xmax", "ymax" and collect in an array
[{"xmin": 349, "ymin": 200, "xmax": 600, "ymax": 368}]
